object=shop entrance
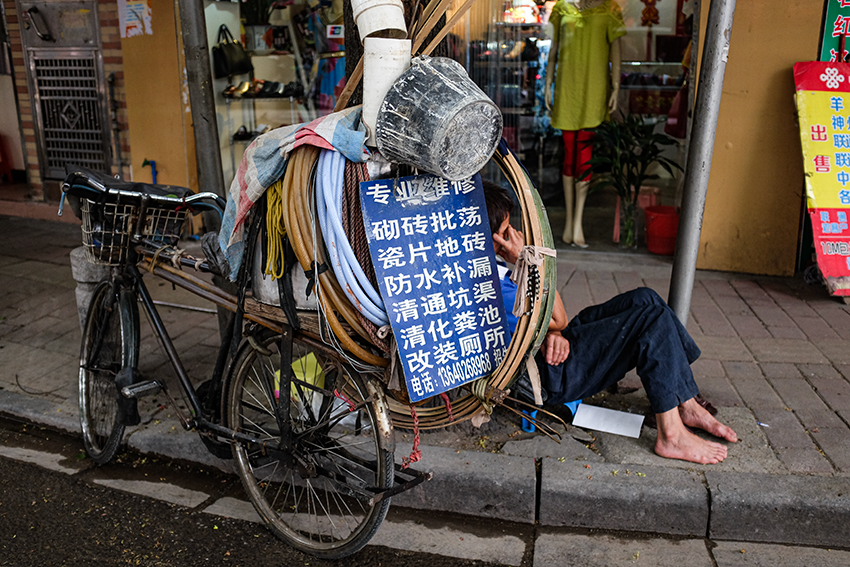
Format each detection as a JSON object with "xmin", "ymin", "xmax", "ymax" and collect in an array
[{"xmin": 18, "ymin": 1, "xmax": 111, "ymax": 182}]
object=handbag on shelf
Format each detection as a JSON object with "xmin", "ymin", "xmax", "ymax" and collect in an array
[{"xmin": 212, "ymin": 24, "xmax": 254, "ymax": 79}]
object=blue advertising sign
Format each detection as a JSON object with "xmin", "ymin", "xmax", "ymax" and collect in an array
[{"xmin": 360, "ymin": 174, "xmax": 510, "ymax": 402}]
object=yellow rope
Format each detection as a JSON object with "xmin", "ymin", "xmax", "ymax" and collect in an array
[{"xmin": 265, "ymin": 179, "xmax": 286, "ymax": 280}]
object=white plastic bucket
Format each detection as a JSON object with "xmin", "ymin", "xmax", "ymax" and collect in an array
[
  {"xmin": 363, "ymin": 37, "xmax": 411, "ymax": 146},
  {"xmin": 376, "ymin": 56, "xmax": 503, "ymax": 181},
  {"xmin": 351, "ymin": 0, "xmax": 407, "ymax": 44}
]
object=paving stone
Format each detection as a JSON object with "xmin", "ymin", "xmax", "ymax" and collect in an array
[
  {"xmin": 707, "ymin": 471, "xmax": 850, "ymax": 547},
  {"xmin": 690, "ymin": 282, "xmax": 714, "ymax": 305},
  {"xmin": 702, "ymin": 279, "xmax": 740, "ymax": 299},
  {"xmin": 743, "ymin": 338, "xmax": 828, "ymax": 364},
  {"xmin": 722, "ymin": 361, "xmax": 763, "ymax": 380},
  {"xmin": 793, "ymin": 316, "xmax": 841, "ymax": 341},
  {"xmin": 13, "ymin": 315, "xmax": 78, "ymax": 348},
  {"xmin": 693, "ymin": 336, "xmax": 753, "ymax": 362},
  {"xmin": 690, "ymin": 304, "xmax": 735, "ymax": 336},
  {"xmin": 753, "ymin": 410, "xmax": 812, "ymax": 448},
  {"xmin": 713, "ymin": 541, "xmax": 850, "ymax": 567},
  {"xmin": 612, "ymin": 271, "xmax": 644, "ymax": 295},
  {"xmin": 796, "ymin": 363, "xmax": 843, "ymax": 380},
  {"xmin": 534, "ymin": 532, "xmax": 712, "ymax": 567},
  {"xmin": 774, "ymin": 446, "xmax": 834, "ymax": 474},
  {"xmin": 695, "ymin": 375, "xmax": 744, "ymax": 408},
  {"xmin": 759, "ymin": 362, "xmax": 801, "ymax": 379},
  {"xmin": 810, "ymin": 426, "xmax": 850, "ymax": 472},
  {"xmin": 561, "ymin": 272, "xmax": 592, "ymax": 318},
  {"xmin": 809, "ymin": 303, "xmax": 850, "ymax": 340},
  {"xmin": 586, "ymin": 272, "xmax": 620, "ymax": 305},
  {"xmin": 761, "ymin": 288, "xmax": 818, "ymax": 318},
  {"xmin": 814, "ymin": 340, "xmax": 850, "ymax": 365},
  {"xmin": 727, "ymin": 315, "xmax": 771, "ymax": 338},
  {"xmin": 730, "ymin": 380, "xmax": 786, "ymax": 415},
  {"xmin": 691, "ymin": 358, "xmax": 724, "ymax": 379},
  {"xmin": 808, "ymin": 377, "xmax": 850, "ymax": 411},
  {"xmin": 767, "ymin": 325, "xmax": 807, "ymax": 339},
  {"xmin": 0, "ymin": 341, "xmax": 74, "ymax": 386},
  {"xmin": 730, "ymin": 279, "xmax": 771, "ymax": 301},
  {"xmin": 748, "ymin": 301, "xmax": 796, "ymax": 328},
  {"xmin": 42, "ymin": 327, "xmax": 83, "ymax": 357},
  {"xmin": 767, "ymin": 378, "xmax": 846, "ymax": 429}
]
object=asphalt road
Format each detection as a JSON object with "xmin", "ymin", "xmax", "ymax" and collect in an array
[
  {"xmin": 3, "ymin": 417, "xmax": 849, "ymax": 567},
  {"xmin": 0, "ymin": 418, "xmax": 507, "ymax": 567}
]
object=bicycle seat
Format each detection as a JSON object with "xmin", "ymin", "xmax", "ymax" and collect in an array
[{"xmin": 64, "ymin": 164, "xmax": 193, "ymax": 200}]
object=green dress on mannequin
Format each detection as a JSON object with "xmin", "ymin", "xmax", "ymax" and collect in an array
[{"xmin": 545, "ymin": 0, "xmax": 626, "ymax": 246}]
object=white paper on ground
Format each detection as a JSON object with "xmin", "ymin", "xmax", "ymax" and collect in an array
[{"xmin": 572, "ymin": 404, "xmax": 645, "ymax": 438}]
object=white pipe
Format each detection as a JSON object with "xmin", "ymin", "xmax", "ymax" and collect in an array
[
  {"xmin": 351, "ymin": 0, "xmax": 411, "ymax": 146},
  {"xmin": 362, "ymin": 37, "xmax": 411, "ymax": 146}
]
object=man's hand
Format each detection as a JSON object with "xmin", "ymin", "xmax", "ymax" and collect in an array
[
  {"xmin": 492, "ymin": 224, "xmax": 523, "ymax": 265},
  {"xmin": 541, "ymin": 331, "xmax": 570, "ymax": 366}
]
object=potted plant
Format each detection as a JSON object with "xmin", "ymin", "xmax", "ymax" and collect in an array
[{"xmin": 580, "ymin": 114, "xmax": 682, "ymax": 249}]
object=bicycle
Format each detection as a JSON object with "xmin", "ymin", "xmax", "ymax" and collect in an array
[{"xmin": 60, "ymin": 167, "xmax": 428, "ymax": 558}]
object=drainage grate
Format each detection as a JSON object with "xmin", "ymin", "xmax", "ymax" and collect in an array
[{"xmin": 31, "ymin": 53, "xmax": 110, "ymax": 179}]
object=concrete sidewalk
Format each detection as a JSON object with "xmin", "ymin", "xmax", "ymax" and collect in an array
[{"xmin": 1, "ymin": 214, "xmax": 849, "ymax": 550}]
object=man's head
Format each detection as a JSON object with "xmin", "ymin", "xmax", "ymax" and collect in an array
[
  {"xmin": 482, "ymin": 181, "xmax": 514, "ymax": 235},
  {"xmin": 482, "ymin": 181, "xmax": 520, "ymax": 263}
]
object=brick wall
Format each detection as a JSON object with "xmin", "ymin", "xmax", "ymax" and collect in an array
[
  {"xmin": 97, "ymin": 0, "xmax": 130, "ymax": 179},
  {"xmin": 3, "ymin": 0, "xmax": 36, "ymax": 196},
  {"xmin": 2, "ymin": 0, "xmax": 130, "ymax": 201}
]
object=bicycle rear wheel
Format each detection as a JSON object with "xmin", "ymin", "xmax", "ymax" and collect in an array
[
  {"xmin": 79, "ymin": 280, "xmax": 139, "ymax": 464},
  {"xmin": 224, "ymin": 330, "xmax": 393, "ymax": 559}
]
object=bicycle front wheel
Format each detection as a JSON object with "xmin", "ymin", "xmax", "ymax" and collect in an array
[
  {"xmin": 79, "ymin": 280, "xmax": 139, "ymax": 464},
  {"xmin": 224, "ymin": 330, "xmax": 393, "ymax": 559}
]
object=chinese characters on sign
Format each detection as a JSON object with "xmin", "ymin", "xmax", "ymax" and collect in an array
[
  {"xmin": 794, "ymin": 61, "xmax": 850, "ymax": 296},
  {"xmin": 821, "ymin": 0, "xmax": 850, "ymax": 62},
  {"xmin": 361, "ymin": 174, "xmax": 509, "ymax": 402}
]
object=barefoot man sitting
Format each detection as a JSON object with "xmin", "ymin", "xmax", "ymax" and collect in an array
[{"xmin": 484, "ymin": 183, "xmax": 737, "ymax": 464}]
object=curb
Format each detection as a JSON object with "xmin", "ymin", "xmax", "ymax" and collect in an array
[
  {"xmin": 3, "ymin": 387, "xmax": 850, "ymax": 548},
  {"xmin": 706, "ymin": 471, "xmax": 850, "ymax": 548},
  {"xmin": 539, "ymin": 460, "xmax": 708, "ymax": 537}
]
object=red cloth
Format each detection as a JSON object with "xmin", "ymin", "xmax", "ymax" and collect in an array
[{"xmin": 561, "ymin": 129, "xmax": 594, "ymax": 178}]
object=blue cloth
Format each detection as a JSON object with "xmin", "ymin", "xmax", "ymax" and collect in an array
[{"xmin": 498, "ymin": 265, "xmax": 520, "ymax": 336}]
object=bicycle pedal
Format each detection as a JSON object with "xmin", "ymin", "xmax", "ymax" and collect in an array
[{"xmin": 121, "ymin": 380, "xmax": 163, "ymax": 399}]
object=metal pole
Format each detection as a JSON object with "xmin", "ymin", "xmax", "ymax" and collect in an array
[
  {"xmin": 175, "ymin": 0, "xmax": 226, "ymax": 223},
  {"xmin": 668, "ymin": 0, "xmax": 737, "ymax": 325}
]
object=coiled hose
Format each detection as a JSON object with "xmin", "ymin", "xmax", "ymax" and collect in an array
[
  {"xmin": 315, "ymin": 149, "xmax": 390, "ymax": 327},
  {"xmin": 280, "ymin": 145, "xmax": 388, "ymax": 367}
]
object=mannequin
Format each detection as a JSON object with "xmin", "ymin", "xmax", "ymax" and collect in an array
[{"xmin": 545, "ymin": 0, "xmax": 626, "ymax": 246}]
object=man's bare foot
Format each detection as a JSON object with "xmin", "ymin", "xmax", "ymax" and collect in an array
[
  {"xmin": 654, "ymin": 428, "xmax": 729, "ymax": 464},
  {"xmin": 655, "ymin": 407, "xmax": 729, "ymax": 464},
  {"xmin": 679, "ymin": 398, "xmax": 738, "ymax": 442}
]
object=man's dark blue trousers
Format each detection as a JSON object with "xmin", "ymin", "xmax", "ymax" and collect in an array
[{"xmin": 539, "ymin": 287, "xmax": 701, "ymax": 413}]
